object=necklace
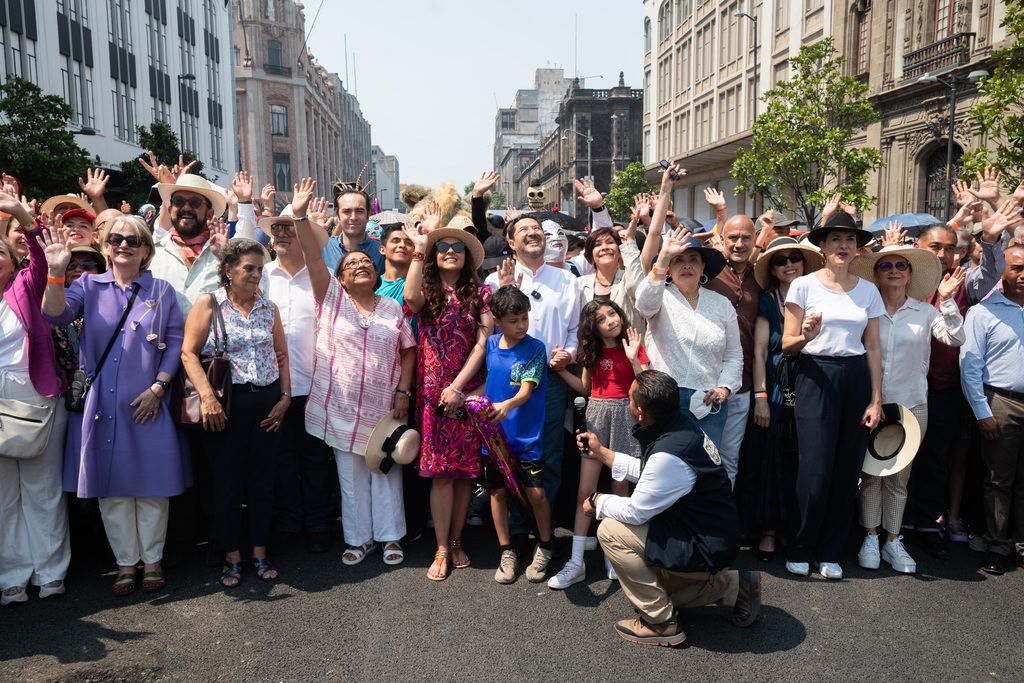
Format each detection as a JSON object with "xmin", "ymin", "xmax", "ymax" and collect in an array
[
  {"xmin": 595, "ymin": 271, "xmax": 614, "ymax": 288},
  {"xmin": 355, "ymin": 295, "xmax": 379, "ymax": 329},
  {"xmin": 684, "ymin": 291, "xmax": 699, "ymax": 302}
]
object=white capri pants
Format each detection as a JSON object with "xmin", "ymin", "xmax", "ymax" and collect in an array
[
  {"xmin": 333, "ymin": 449, "xmax": 405, "ymax": 547},
  {"xmin": 98, "ymin": 496, "xmax": 170, "ymax": 567}
]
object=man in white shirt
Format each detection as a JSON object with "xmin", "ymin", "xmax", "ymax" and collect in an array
[{"xmin": 579, "ymin": 370, "xmax": 759, "ymax": 647}]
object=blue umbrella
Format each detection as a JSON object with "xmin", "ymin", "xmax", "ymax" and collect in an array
[{"xmin": 867, "ymin": 213, "xmax": 943, "ymax": 236}]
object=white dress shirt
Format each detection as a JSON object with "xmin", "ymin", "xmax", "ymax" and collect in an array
[
  {"xmin": 879, "ymin": 296, "xmax": 964, "ymax": 408},
  {"xmin": 595, "ymin": 451, "xmax": 697, "ymax": 526},
  {"xmin": 485, "ymin": 262, "xmax": 581, "ymax": 360},
  {"xmin": 265, "ymin": 260, "xmax": 316, "ymax": 397}
]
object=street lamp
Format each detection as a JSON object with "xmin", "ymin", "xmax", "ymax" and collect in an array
[
  {"xmin": 562, "ymin": 126, "xmax": 593, "ymax": 183},
  {"xmin": 177, "ymin": 73, "xmax": 197, "ymax": 153},
  {"xmin": 735, "ymin": 10, "xmax": 758, "ymax": 125},
  {"xmin": 917, "ymin": 69, "xmax": 989, "ymax": 220}
]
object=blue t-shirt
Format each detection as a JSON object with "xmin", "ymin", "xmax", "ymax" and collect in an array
[
  {"xmin": 376, "ymin": 276, "xmax": 417, "ymax": 338},
  {"xmin": 321, "ymin": 233, "xmax": 385, "ymax": 276},
  {"xmin": 484, "ymin": 333, "xmax": 547, "ymax": 460}
]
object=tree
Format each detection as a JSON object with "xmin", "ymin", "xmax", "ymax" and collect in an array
[
  {"xmin": 960, "ymin": 1, "xmax": 1024, "ymax": 185},
  {"xmin": 604, "ymin": 162, "xmax": 656, "ymax": 221},
  {"xmin": 118, "ymin": 120, "xmax": 205, "ymax": 210},
  {"xmin": 489, "ymin": 187, "xmax": 507, "ymax": 209},
  {"xmin": 0, "ymin": 77, "xmax": 91, "ymax": 201},
  {"xmin": 732, "ymin": 38, "xmax": 883, "ymax": 227}
]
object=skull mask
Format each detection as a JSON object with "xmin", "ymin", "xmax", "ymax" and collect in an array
[
  {"xmin": 542, "ymin": 220, "xmax": 567, "ymax": 264},
  {"xmin": 527, "ymin": 185, "xmax": 546, "ymax": 210}
]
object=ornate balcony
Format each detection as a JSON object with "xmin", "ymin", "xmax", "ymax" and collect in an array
[
  {"xmin": 903, "ymin": 33, "xmax": 975, "ymax": 81},
  {"xmin": 263, "ymin": 63, "xmax": 292, "ymax": 78}
]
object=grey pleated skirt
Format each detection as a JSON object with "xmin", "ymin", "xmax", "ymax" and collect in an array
[{"xmin": 586, "ymin": 397, "xmax": 640, "ymax": 459}]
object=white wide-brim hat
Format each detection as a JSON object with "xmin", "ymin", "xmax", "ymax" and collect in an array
[
  {"xmin": 862, "ymin": 404, "xmax": 922, "ymax": 477},
  {"xmin": 850, "ymin": 245, "xmax": 942, "ymax": 301},
  {"xmin": 256, "ymin": 204, "xmax": 329, "ymax": 249},
  {"xmin": 156, "ymin": 173, "xmax": 227, "ymax": 217},
  {"xmin": 364, "ymin": 411, "xmax": 421, "ymax": 475}
]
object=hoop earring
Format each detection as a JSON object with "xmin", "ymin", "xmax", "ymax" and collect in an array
[{"xmin": 699, "ymin": 274, "xmax": 709, "ymax": 285}]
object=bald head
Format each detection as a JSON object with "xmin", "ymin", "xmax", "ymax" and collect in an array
[
  {"xmin": 95, "ymin": 209, "xmax": 125, "ymax": 244},
  {"xmin": 721, "ymin": 215, "xmax": 756, "ymax": 267},
  {"xmin": 1002, "ymin": 245, "xmax": 1024, "ymax": 302}
]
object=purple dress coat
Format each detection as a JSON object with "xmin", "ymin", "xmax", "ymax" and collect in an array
[{"xmin": 43, "ymin": 270, "xmax": 192, "ymax": 498}]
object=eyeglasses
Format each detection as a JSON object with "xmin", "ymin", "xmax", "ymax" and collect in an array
[
  {"xmin": 876, "ymin": 261, "xmax": 911, "ymax": 272},
  {"xmin": 435, "ymin": 241, "xmax": 466, "ymax": 254},
  {"xmin": 516, "ymin": 224, "xmax": 543, "ymax": 235},
  {"xmin": 67, "ymin": 259, "xmax": 100, "ymax": 272},
  {"xmin": 270, "ymin": 223, "xmax": 296, "ymax": 235},
  {"xmin": 107, "ymin": 233, "xmax": 143, "ymax": 248},
  {"xmin": 341, "ymin": 259, "xmax": 375, "ymax": 271},
  {"xmin": 171, "ymin": 196, "xmax": 206, "ymax": 209},
  {"xmin": 769, "ymin": 252, "xmax": 804, "ymax": 268}
]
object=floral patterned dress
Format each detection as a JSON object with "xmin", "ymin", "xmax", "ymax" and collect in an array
[{"xmin": 406, "ymin": 285, "xmax": 489, "ymax": 478}]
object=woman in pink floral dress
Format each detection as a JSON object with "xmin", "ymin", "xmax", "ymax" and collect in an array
[{"xmin": 403, "ymin": 218, "xmax": 491, "ymax": 581}]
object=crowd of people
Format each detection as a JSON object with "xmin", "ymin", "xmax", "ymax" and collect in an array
[{"xmin": 1, "ymin": 157, "xmax": 1023, "ymax": 648}]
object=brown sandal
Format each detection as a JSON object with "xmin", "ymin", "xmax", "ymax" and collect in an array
[
  {"xmin": 450, "ymin": 539, "xmax": 471, "ymax": 568},
  {"xmin": 428, "ymin": 547, "xmax": 449, "ymax": 581}
]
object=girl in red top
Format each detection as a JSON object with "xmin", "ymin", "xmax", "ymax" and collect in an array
[{"xmin": 549, "ymin": 299, "xmax": 649, "ymax": 589}]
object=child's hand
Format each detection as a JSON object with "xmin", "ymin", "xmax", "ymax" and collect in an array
[
  {"xmin": 549, "ymin": 344, "xmax": 571, "ymax": 370},
  {"xmin": 487, "ymin": 400, "xmax": 511, "ymax": 424},
  {"xmin": 622, "ymin": 327, "xmax": 641, "ymax": 362}
]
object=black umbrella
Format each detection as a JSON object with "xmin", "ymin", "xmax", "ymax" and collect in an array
[
  {"xmin": 525, "ymin": 210, "xmax": 589, "ymax": 233},
  {"xmin": 676, "ymin": 217, "xmax": 704, "ymax": 231}
]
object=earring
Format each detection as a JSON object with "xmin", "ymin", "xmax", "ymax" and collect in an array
[{"xmin": 699, "ymin": 274, "xmax": 709, "ymax": 284}]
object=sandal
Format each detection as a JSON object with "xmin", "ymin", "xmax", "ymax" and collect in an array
[
  {"xmin": 220, "ymin": 562, "xmax": 242, "ymax": 588},
  {"xmin": 141, "ymin": 571, "xmax": 166, "ymax": 592},
  {"xmin": 342, "ymin": 540, "xmax": 377, "ymax": 566},
  {"xmin": 383, "ymin": 542, "xmax": 405, "ymax": 566},
  {"xmin": 428, "ymin": 548, "xmax": 449, "ymax": 581},
  {"xmin": 946, "ymin": 518, "xmax": 969, "ymax": 542},
  {"xmin": 252, "ymin": 557, "xmax": 279, "ymax": 581},
  {"xmin": 450, "ymin": 539, "xmax": 471, "ymax": 568},
  {"xmin": 112, "ymin": 572, "xmax": 136, "ymax": 597}
]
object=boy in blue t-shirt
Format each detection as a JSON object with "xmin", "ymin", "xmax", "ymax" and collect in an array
[{"xmin": 475, "ymin": 285, "xmax": 552, "ymax": 585}]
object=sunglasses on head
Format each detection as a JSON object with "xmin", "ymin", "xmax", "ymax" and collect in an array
[
  {"xmin": 66, "ymin": 258, "xmax": 100, "ymax": 271},
  {"xmin": 270, "ymin": 223, "xmax": 296, "ymax": 235},
  {"xmin": 171, "ymin": 196, "xmax": 206, "ymax": 209},
  {"xmin": 769, "ymin": 252, "xmax": 804, "ymax": 268},
  {"xmin": 876, "ymin": 261, "xmax": 911, "ymax": 272},
  {"xmin": 435, "ymin": 241, "xmax": 466, "ymax": 254},
  {"xmin": 107, "ymin": 233, "xmax": 143, "ymax": 248}
]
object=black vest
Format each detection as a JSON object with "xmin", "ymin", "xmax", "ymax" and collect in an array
[{"xmin": 632, "ymin": 410, "xmax": 740, "ymax": 573}]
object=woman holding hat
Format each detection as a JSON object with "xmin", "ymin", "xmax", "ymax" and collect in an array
[
  {"xmin": 739, "ymin": 237, "xmax": 824, "ymax": 562},
  {"xmin": 781, "ymin": 212, "xmax": 885, "ymax": 580},
  {"xmin": 290, "ymin": 178, "xmax": 416, "ymax": 568},
  {"xmin": 634, "ymin": 226, "xmax": 741, "ymax": 446},
  {"xmin": 848, "ymin": 227, "xmax": 966, "ymax": 574},
  {"xmin": 401, "ymin": 215, "xmax": 491, "ymax": 580},
  {"xmin": 181, "ymin": 237, "xmax": 289, "ymax": 587}
]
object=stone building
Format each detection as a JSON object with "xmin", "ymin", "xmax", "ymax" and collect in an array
[
  {"xmin": 232, "ymin": 0, "xmax": 371, "ymax": 210},
  {"xmin": 371, "ymin": 144, "xmax": 401, "ymax": 212}
]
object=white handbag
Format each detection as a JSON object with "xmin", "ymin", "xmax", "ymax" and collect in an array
[{"xmin": 0, "ymin": 396, "xmax": 58, "ymax": 459}]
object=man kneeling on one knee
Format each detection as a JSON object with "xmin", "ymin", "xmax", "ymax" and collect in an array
[{"xmin": 578, "ymin": 370, "xmax": 761, "ymax": 647}]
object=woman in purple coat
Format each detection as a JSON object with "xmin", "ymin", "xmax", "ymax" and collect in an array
[{"xmin": 42, "ymin": 216, "xmax": 191, "ymax": 596}]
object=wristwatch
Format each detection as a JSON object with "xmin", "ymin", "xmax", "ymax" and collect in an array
[
  {"xmin": 588, "ymin": 492, "xmax": 599, "ymax": 508},
  {"xmin": 153, "ymin": 380, "xmax": 171, "ymax": 391},
  {"xmin": 395, "ymin": 389, "xmax": 412, "ymax": 397}
]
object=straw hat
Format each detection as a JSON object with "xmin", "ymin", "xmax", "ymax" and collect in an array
[
  {"xmin": 425, "ymin": 224, "xmax": 485, "ymax": 270},
  {"xmin": 256, "ymin": 204, "xmax": 329, "ymax": 249},
  {"xmin": 364, "ymin": 411, "xmax": 421, "ymax": 475},
  {"xmin": 849, "ymin": 245, "xmax": 942, "ymax": 301},
  {"xmin": 754, "ymin": 236, "xmax": 826, "ymax": 289},
  {"xmin": 40, "ymin": 194, "xmax": 93, "ymax": 216},
  {"xmin": 156, "ymin": 174, "xmax": 227, "ymax": 217},
  {"xmin": 862, "ymin": 404, "xmax": 922, "ymax": 477},
  {"xmin": 445, "ymin": 214, "xmax": 478, "ymax": 236}
]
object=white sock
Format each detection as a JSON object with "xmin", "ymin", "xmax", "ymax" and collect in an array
[{"xmin": 571, "ymin": 536, "xmax": 587, "ymax": 565}]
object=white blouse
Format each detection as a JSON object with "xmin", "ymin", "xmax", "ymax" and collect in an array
[{"xmin": 879, "ymin": 296, "xmax": 965, "ymax": 407}]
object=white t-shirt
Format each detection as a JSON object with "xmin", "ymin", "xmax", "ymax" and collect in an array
[
  {"xmin": 0, "ymin": 298, "xmax": 30, "ymax": 378},
  {"xmin": 785, "ymin": 273, "xmax": 884, "ymax": 357}
]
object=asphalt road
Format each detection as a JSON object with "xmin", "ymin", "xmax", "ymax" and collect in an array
[{"xmin": 1, "ymin": 520, "xmax": 1022, "ymax": 682}]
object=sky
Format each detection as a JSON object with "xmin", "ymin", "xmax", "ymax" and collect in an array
[{"xmin": 303, "ymin": 0, "xmax": 644, "ymax": 190}]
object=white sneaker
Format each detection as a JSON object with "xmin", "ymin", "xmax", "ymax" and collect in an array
[
  {"xmin": 785, "ymin": 561, "xmax": 809, "ymax": 576},
  {"xmin": 547, "ymin": 560, "xmax": 586, "ymax": 589},
  {"xmin": 881, "ymin": 536, "xmax": 917, "ymax": 574},
  {"xmin": 817, "ymin": 561, "xmax": 843, "ymax": 580},
  {"xmin": 604, "ymin": 555, "xmax": 618, "ymax": 581},
  {"xmin": 584, "ymin": 536, "xmax": 598, "ymax": 552},
  {"xmin": 858, "ymin": 534, "xmax": 881, "ymax": 569},
  {"xmin": 38, "ymin": 580, "xmax": 65, "ymax": 599},
  {"xmin": 1, "ymin": 586, "xmax": 27, "ymax": 606}
]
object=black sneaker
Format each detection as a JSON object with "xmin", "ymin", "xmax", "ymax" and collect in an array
[{"xmin": 916, "ymin": 530, "xmax": 951, "ymax": 561}]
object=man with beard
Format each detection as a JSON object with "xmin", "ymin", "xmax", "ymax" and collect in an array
[{"xmin": 321, "ymin": 187, "xmax": 385, "ymax": 275}]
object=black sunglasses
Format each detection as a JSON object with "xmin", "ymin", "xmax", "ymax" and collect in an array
[
  {"xmin": 435, "ymin": 242, "xmax": 467, "ymax": 254},
  {"xmin": 107, "ymin": 233, "xmax": 143, "ymax": 248},
  {"xmin": 876, "ymin": 261, "xmax": 911, "ymax": 272},
  {"xmin": 270, "ymin": 223, "xmax": 296, "ymax": 235},
  {"xmin": 769, "ymin": 252, "xmax": 804, "ymax": 268},
  {"xmin": 171, "ymin": 196, "xmax": 206, "ymax": 209},
  {"xmin": 67, "ymin": 258, "xmax": 100, "ymax": 271}
]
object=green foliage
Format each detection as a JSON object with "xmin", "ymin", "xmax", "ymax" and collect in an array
[
  {"xmin": 464, "ymin": 182, "xmax": 475, "ymax": 196},
  {"xmin": 732, "ymin": 38, "xmax": 883, "ymax": 227},
  {"xmin": 961, "ymin": 1, "xmax": 1024, "ymax": 186},
  {"xmin": 0, "ymin": 77, "xmax": 91, "ymax": 201},
  {"xmin": 490, "ymin": 187, "xmax": 507, "ymax": 209},
  {"xmin": 605, "ymin": 162, "xmax": 656, "ymax": 221},
  {"xmin": 118, "ymin": 120, "xmax": 204, "ymax": 209}
]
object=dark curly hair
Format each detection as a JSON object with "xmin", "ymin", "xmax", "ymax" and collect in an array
[
  {"xmin": 217, "ymin": 239, "xmax": 266, "ymax": 287},
  {"xmin": 583, "ymin": 227, "xmax": 622, "ymax": 265},
  {"xmin": 576, "ymin": 299, "xmax": 631, "ymax": 369},
  {"xmin": 419, "ymin": 243, "xmax": 485, "ymax": 327}
]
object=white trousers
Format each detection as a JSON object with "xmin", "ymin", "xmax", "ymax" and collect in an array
[
  {"xmin": 719, "ymin": 391, "xmax": 750, "ymax": 488},
  {"xmin": 333, "ymin": 449, "xmax": 405, "ymax": 547},
  {"xmin": 98, "ymin": 496, "xmax": 170, "ymax": 566},
  {"xmin": 0, "ymin": 382, "xmax": 70, "ymax": 589}
]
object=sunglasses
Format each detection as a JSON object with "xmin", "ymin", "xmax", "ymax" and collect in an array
[
  {"xmin": 769, "ymin": 252, "xmax": 804, "ymax": 268},
  {"xmin": 67, "ymin": 259, "xmax": 100, "ymax": 272},
  {"xmin": 171, "ymin": 196, "xmax": 206, "ymax": 209},
  {"xmin": 435, "ymin": 241, "xmax": 466, "ymax": 254},
  {"xmin": 876, "ymin": 261, "xmax": 911, "ymax": 272},
  {"xmin": 270, "ymin": 223, "xmax": 296, "ymax": 235},
  {"xmin": 107, "ymin": 233, "xmax": 143, "ymax": 248}
]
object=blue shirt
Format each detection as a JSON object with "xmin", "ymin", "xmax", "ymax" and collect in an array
[
  {"xmin": 960, "ymin": 290, "xmax": 1024, "ymax": 420},
  {"xmin": 484, "ymin": 333, "xmax": 547, "ymax": 460},
  {"xmin": 321, "ymin": 233, "xmax": 385, "ymax": 276},
  {"xmin": 376, "ymin": 276, "xmax": 417, "ymax": 338}
]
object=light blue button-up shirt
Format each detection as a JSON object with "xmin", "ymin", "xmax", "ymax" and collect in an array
[{"xmin": 960, "ymin": 290, "xmax": 1024, "ymax": 420}]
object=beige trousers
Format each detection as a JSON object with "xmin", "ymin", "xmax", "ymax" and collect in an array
[
  {"xmin": 98, "ymin": 497, "xmax": 170, "ymax": 566},
  {"xmin": 859, "ymin": 404, "xmax": 928, "ymax": 534},
  {"xmin": 598, "ymin": 517, "xmax": 739, "ymax": 624}
]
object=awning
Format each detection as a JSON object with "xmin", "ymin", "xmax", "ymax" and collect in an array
[{"xmin": 644, "ymin": 132, "xmax": 754, "ymax": 183}]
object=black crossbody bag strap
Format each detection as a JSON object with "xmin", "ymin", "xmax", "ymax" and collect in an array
[{"xmin": 86, "ymin": 284, "xmax": 140, "ymax": 387}]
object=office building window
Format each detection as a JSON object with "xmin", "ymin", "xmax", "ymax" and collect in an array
[
  {"xmin": 659, "ymin": 2, "xmax": 673, "ymax": 42},
  {"xmin": 57, "ymin": 0, "xmax": 95, "ymax": 128}
]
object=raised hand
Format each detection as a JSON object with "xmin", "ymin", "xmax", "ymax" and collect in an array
[
  {"xmin": 77, "ymin": 167, "xmax": 109, "ymax": 200},
  {"xmin": 1013, "ymin": 179, "xmax": 1024, "ymax": 206},
  {"xmin": 622, "ymin": 327, "xmax": 642, "ymax": 362},
  {"xmin": 208, "ymin": 217, "xmax": 229, "ymax": 258},
  {"xmin": 952, "ymin": 180, "xmax": 975, "ymax": 208},
  {"xmin": 138, "ymin": 151, "xmax": 176, "ymax": 184},
  {"xmin": 260, "ymin": 183, "xmax": 276, "ymax": 211},
  {"xmin": 497, "ymin": 257, "xmax": 523, "ymax": 289},
  {"xmin": 290, "ymin": 177, "xmax": 316, "ymax": 217},
  {"xmin": 402, "ymin": 219, "xmax": 428, "ymax": 253},
  {"xmin": 0, "ymin": 188, "xmax": 34, "ymax": 225},
  {"xmin": 658, "ymin": 226, "xmax": 693, "ymax": 260},
  {"xmin": 574, "ymin": 177, "xmax": 604, "ymax": 209},
  {"xmin": 170, "ymin": 155, "xmax": 197, "ymax": 180},
  {"xmin": 704, "ymin": 187, "xmax": 726, "ymax": 212},
  {"xmin": 661, "ymin": 164, "xmax": 684, "ymax": 193},
  {"xmin": 880, "ymin": 221, "xmax": 907, "ymax": 247},
  {"xmin": 120, "ymin": 200, "xmax": 132, "ymax": 214},
  {"xmin": 821, "ymin": 192, "xmax": 842, "ymax": 224},
  {"xmin": 936, "ymin": 266, "xmax": 966, "ymax": 301},
  {"xmin": 707, "ymin": 230, "xmax": 726, "ymax": 256},
  {"xmin": 39, "ymin": 226, "xmax": 73, "ymax": 276},
  {"xmin": 473, "ymin": 171, "xmax": 500, "ymax": 198},
  {"xmin": 1, "ymin": 173, "xmax": 20, "ymax": 196},
  {"xmin": 231, "ymin": 171, "xmax": 254, "ymax": 203},
  {"xmin": 840, "ymin": 200, "xmax": 857, "ymax": 217},
  {"xmin": 973, "ymin": 167, "xmax": 1003, "ymax": 207},
  {"xmin": 549, "ymin": 344, "xmax": 571, "ymax": 370},
  {"xmin": 420, "ymin": 200, "xmax": 441, "ymax": 234},
  {"xmin": 309, "ymin": 196, "xmax": 329, "ymax": 226},
  {"xmin": 21, "ymin": 196, "xmax": 38, "ymax": 216},
  {"xmin": 982, "ymin": 199, "xmax": 1024, "ymax": 243},
  {"xmin": 505, "ymin": 206, "xmax": 521, "ymax": 222},
  {"xmin": 633, "ymin": 193, "xmax": 652, "ymax": 226},
  {"xmin": 622, "ymin": 212, "xmax": 639, "ymax": 243}
]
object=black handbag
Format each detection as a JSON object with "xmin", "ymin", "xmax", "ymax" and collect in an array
[
  {"xmin": 65, "ymin": 285, "xmax": 139, "ymax": 413},
  {"xmin": 171, "ymin": 292, "xmax": 232, "ymax": 429}
]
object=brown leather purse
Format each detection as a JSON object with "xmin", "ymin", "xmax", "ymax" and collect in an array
[{"xmin": 172, "ymin": 292, "xmax": 233, "ymax": 429}]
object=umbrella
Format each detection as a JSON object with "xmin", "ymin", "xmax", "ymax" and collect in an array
[
  {"xmin": 677, "ymin": 217, "xmax": 704, "ymax": 231},
  {"xmin": 370, "ymin": 210, "xmax": 411, "ymax": 225},
  {"xmin": 701, "ymin": 218, "xmax": 719, "ymax": 232},
  {"xmin": 464, "ymin": 396, "xmax": 534, "ymax": 521},
  {"xmin": 525, "ymin": 210, "xmax": 588, "ymax": 233},
  {"xmin": 866, "ymin": 213, "xmax": 942, "ymax": 237}
]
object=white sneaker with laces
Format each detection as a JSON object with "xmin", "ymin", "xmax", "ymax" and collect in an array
[
  {"xmin": 881, "ymin": 536, "xmax": 917, "ymax": 574},
  {"xmin": 817, "ymin": 561, "xmax": 843, "ymax": 580},
  {"xmin": 604, "ymin": 555, "xmax": 618, "ymax": 581},
  {"xmin": 858, "ymin": 534, "xmax": 881, "ymax": 569},
  {"xmin": 785, "ymin": 561, "xmax": 809, "ymax": 576},
  {"xmin": 547, "ymin": 560, "xmax": 586, "ymax": 589}
]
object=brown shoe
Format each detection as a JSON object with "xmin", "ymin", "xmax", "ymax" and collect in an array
[
  {"xmin": 613, "ymin": 613, "xmax": 687, "ymax": 647},
  {"xmin": 730, "ymin": 570, "xmax": 761, "ymax": 627}
]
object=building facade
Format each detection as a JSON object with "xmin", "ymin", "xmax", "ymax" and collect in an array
[
  {"xmin": 0, "ymin": 0, "xmax": 235, "ymax": 178},
  {"xmin": 233, "ymin": 0, "xmax": 371, "ymax": 211},
  {"xmin": 371, "ymin": 144, "xmax": 401, "ymax": 212}
]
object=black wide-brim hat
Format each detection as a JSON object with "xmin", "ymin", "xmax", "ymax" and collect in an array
[
  {"xmin": 806, "ymin": 212, "xmax": 873, "ymax": 248},
  {"xmin": 677, "ymin": 235, "xmax": 727, "ymax": 281}
]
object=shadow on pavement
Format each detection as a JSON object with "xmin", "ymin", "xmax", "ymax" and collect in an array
[{"xmin": 677, "ymin": 604, "xmax": 806, "ymax": 654}]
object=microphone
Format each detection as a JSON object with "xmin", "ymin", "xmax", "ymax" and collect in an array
[{"xmin": 574, "ymin": 396, "xmax": 588, "ymax": 458}]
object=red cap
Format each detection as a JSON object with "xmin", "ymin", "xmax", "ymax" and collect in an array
[{"xmin": 61, "ymin": 208, "xmax": 96, "ymax": 225}]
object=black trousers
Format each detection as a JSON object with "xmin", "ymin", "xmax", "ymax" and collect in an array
[
  {"xmin": 202, "ymin": 382, "xmax": 282, "ymax": 553},
  {"xmin": 905, "ymin": 385, "xmax": 962, "ymax": 531},
  {"xmin": 272, "ymin": 395, "xmax": 336, "ymax": 534},
  {"xmin": 789, "ymin": 355, "xmax": 871, "ymax": 563}
]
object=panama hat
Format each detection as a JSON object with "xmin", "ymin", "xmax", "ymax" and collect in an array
[
  {"xmin": 754, "ymin": 236, "xmax": 826, "ymax": 289},
  {"xmin": 256, "ymin": 204, "xmax": 329, "ymax": 249},
  {"xmin": 41, "ymin": 194, "xmax": 93, "ymax": 216},
  {"xmin": 364, "ymin": 411, "xmax": 421, "ymax": 475},
  {"xmin": 445, "ymin": 214, "xmax": 479, "ymax": 236},
  {"xmin": 806, "ymin": 212, "xmax": 874, "ymax": 248},
  {"xmin": 862, "ymin": 404, "xmax": 922, "ymax": 477},
  {"xmin": 425, "ymin": 223, "xmax": 485, "ymax": 270},
  {"xmin": 849, "ymin": 245, "xmax": 942, "ymax": 301},
  {"xmin": 156, "ymin": 173, "xmax": 227, "ymax": 217}
]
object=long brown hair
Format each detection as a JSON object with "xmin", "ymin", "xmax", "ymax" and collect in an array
[
  {"xmin": 576, "ymin": 299, "xmax": 630, "ymax": 369},
  {"xmin": 420, "ymin": 246, "xmax": 485, "ymax": 326}
]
